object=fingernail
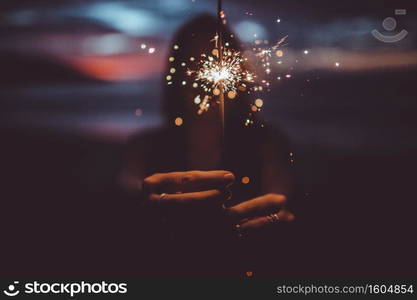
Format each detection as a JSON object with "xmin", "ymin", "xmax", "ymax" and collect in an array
[{"xmin": 223, "ymin": 173, "xmax": 235, "ymax": 183}]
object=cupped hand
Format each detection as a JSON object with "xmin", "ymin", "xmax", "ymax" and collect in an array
[
  {"xmin": 143, "ymin": 170, "xmax": 235, "ymax": 211},
  {"xmin": 225, "ymin": 193, "xmax": 295, "ymax": 236}
]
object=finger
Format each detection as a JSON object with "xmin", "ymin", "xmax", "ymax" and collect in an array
[
  {"xmin": 237, "ymin": 209, "xmax": 295, "ymax": 234},
  {"xmin": 150, "ymin": 189, "xmax": 228, "ymax": 207},
  {"xmin": 143, "ymin": 170, "xmax": 235, "ymax": 193},
  {"xmin": 226, "ymin": 193, "xmax": 287, "ymax": 221}
]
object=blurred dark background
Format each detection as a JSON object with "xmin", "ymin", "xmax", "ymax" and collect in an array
[{"xmin": 1, "ymin": 0, "xmax": 416, "ymax": 277}]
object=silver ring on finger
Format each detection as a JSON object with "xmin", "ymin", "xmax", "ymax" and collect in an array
[
  {"xmin": 158, "ymin": 193, "xmax": 167, "ymax": 205},
  {"xmin": 265, "ymin": 212, "xmax": 280, "ymax": 224}
]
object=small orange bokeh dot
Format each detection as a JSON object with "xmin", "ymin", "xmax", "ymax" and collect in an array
[
  {"xmin": 174, "ymin": 117, "xmax": 183, "ymax": 126},
  {"xmin": 241, "ymin": 176, "xmax": 250, "ymax": 184},
  {"xmin": 255, "ymin": 98, "xmax": 263, "ymax": 108},
  {"xmin": 227, "ymin": 90, "xmax": 237, "ymax": 99}
]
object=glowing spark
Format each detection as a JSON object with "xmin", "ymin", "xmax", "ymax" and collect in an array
[
  {"xmin": 252, "ymin": 36, "xmax": 287, "ymax": 83},
  {"xmin": 244, "ymin": 119, "xmax": 253, "ymax": 126},
  {"xmin": 170, "ymin": 13, "xmax": 290, "ymax": 124},
  {"xmin": 194, "ymin": 95, "xmax": 201, "ymax": 104},
  {"xmin": 197, "ymin": 95, "xmax": 211, "ymax": 115},
  {"xmin": 174, "ymin": 117, "xmax": 183, "ymax": 126},
  {"xmin": 275, "ymin": 36, "xmax": 288, "ymax": 48},
  {"xmin": 211, "ymin": 34, "xmax": 219, "ymax": 48},
  {"xmin": 255, "ymin": 98, "xmax": 263, "ymax": 107},
  {"xmin": 256, "ymin": 49, "xmax": 272, "ymax": 58},
  {"xmin": 194, "ymin": 49, "xmax": 254, "ymax": 94}
]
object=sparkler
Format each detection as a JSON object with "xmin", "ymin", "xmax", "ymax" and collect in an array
[
  {"xmin": 185, "ymin": 0, "xmax": 256, "ymax": 165},
  {"xmin": 166, "ymin": 0, "xmax": 292, "ymax": 145},
  {"xmin": 195, "ymin": 51, "xmax": 254, "ymax": 96},
  {"xmin": 161, "ymin": 2, "xmax": 324, "ymax": 176},
  {"xmin": 166, "ymin": 0, "xmax": 291, "ymax": 119}
]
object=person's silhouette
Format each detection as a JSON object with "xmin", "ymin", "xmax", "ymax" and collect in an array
[{"xmin": 118, "ymin": 14, "xmax": 295, "ymax": 277}]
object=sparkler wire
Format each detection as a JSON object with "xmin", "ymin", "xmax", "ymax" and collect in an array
[{"xmin": 217, "ymin": 0, "xmax": 226, "ymax": 167}]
